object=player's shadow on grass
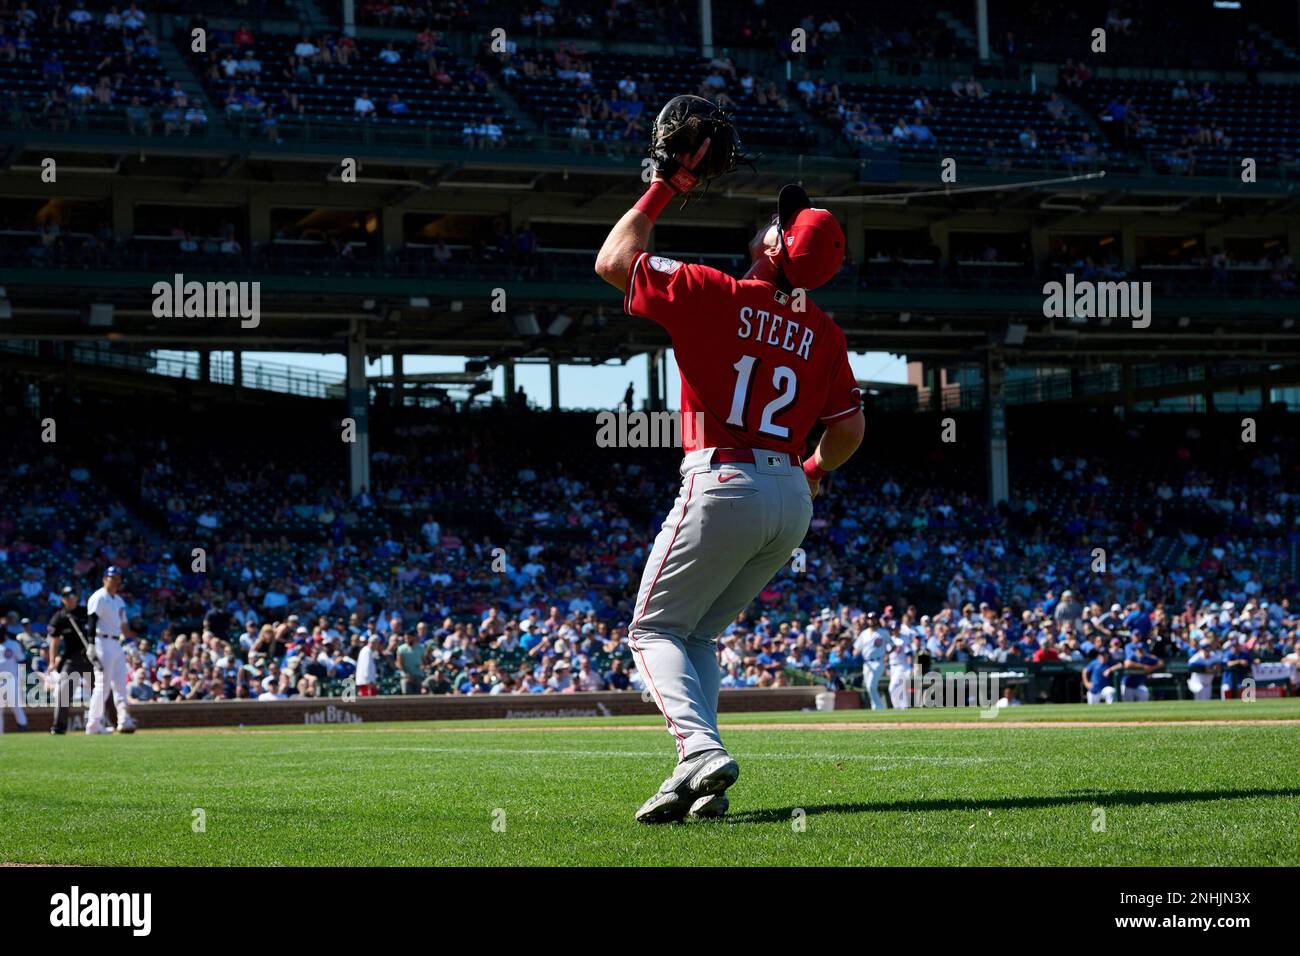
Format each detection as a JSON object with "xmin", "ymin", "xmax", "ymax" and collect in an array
[{"xmin": 725, "ymin": 786, "xmax": 1300, "ymax": 824}]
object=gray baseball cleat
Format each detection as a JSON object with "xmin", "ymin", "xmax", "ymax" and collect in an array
[
  {"xmin": 635, "ymin": 749, "xmax": 739, "ymax": 824},
  {"xmin": 688, "ymin": 792, "xmax": 729, "ymax": 819}
]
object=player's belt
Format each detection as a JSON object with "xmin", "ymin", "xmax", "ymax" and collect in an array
[{"xmin": 712, "ymin": 447, "xmax": 802, "ymax": 468}]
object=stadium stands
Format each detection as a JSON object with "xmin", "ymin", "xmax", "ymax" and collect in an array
[
  {"xmin": 0, "ymin": 6, "xmax": 196, "ymax": 134},
  {"xmin": 2, "ymin": 396, "xmax": 1296, "ymax": 702},
  {"xmin": 985, "ymin": 0, "xmax": 1294, "ymax": 70},
  {"xmin": 1075, "ymin": 78, "xmax": 1300, "ymax": 177},
  {"xmin": 500, "ymin": 45, "xmax": 813, "ymax": 150},
  {"xmin": 183, "ymin": 24, "xmax": 521, "ymax": 145},
  {"xmin": 807, "ymin": 79, "xmax": 1107, "ymax": 171},
  {"xmin": 4, "ymin": 0, "xmax": 1298, "ymax": 174},
  {"xmin": 710, "ymin": 1, "xmax": 969, "ymax": 61},
  {"xmin": 331, "ymin": 0, "xmax": 692, "ymax": 43}
]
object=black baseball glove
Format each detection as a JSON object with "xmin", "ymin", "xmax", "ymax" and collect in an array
[{"xmin": 649, "ymin": 94, "xmax": 753, "ymax": 195}]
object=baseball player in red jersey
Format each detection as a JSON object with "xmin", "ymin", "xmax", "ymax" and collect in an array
[{"xmin": 596, "ymin": 152, "xmax": 866, "ymax": 823}]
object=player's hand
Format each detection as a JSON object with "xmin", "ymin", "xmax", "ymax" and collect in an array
[{"xmin": 652, "ymin": 137, "xmax": 712, "ymax": 186}]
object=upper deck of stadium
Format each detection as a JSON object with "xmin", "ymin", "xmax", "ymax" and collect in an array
[
  {"xmin": 3, "ymin": 1, "xmax": 1300, "ymax": 362},
  {"xmin": 2, "ymin": 0, "xmax": 1300, "ymax": 414}
]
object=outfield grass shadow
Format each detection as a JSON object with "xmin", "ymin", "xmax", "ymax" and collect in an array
[{"xmin": 725, "ymin": 786, "xmax": 1300, "ymax": 824}]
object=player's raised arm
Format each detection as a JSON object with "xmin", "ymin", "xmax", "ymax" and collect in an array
[
  {"xmin": 597, "ymin": 94, "xmax": 748, "ymax": 291},
  {"xmin": 594, "ymin": 137, "xmax": 712, "ymax": 293},
  {"xmin": 594, "ymin": 205, "xmax": 656, "ymax": 294}
]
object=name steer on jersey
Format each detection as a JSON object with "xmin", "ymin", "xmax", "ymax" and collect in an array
[
  {"xmin": 736, "ymin": 306, "xmax": 816, "ymax": 360},
  {"xmin": 596, "ymin": 139, "xmax": 866, "ymax": 823}
]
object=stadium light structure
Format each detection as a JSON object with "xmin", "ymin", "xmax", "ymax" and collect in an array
[
  {"xmin": 546, "ymin": 313, "xmax": 573, "ymax": 337},
  {"xmin": 512, "ymin": 311, "xmax": 541, "ymax": 337}
]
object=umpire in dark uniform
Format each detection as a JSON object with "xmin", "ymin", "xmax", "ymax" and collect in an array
[{"xmin": 47, "ymin": 585, "xmax": 96, "ymax": 735}]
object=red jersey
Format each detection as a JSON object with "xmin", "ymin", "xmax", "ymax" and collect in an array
[{"xmin": 625, "ymin": 252, "xmax": 861, "ymax": 457}]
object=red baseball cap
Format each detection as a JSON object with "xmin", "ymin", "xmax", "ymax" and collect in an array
[{"xmin": 776, "ymin": 183, "xmax": 845, "ymax": 290}]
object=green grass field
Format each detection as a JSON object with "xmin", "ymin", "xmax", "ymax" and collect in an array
[{"xmin": 2, "ymin": 699, "xmax": 1297, "ymax": 866}]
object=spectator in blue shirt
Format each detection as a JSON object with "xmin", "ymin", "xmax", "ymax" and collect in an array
[
  {"xmin": 519, "ymin": 623, "xmax": 542, "ymax": 653},
  {"xmin": 42, "ymin": 51, "xmax": 63, "ymax": 85},
  {"xmin": 1123, "ymin": 603, "xmax": 1153, "ymax": 641},
  {"xmin": 603, "ymin": 658, "xmax": 630, "ymax": 690}
]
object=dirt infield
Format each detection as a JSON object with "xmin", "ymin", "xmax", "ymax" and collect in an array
[
  {"xmin": 0, "ymin": 862, "xmax": 77, "ymax": 867},
  {"xmin": 132, "ymin": 717, "xmax": 1300, "ymax": 736}
]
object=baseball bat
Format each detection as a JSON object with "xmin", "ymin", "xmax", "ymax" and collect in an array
[{"xmin": 66, "ymin": 615, "xmax": 99, "ymax": 667}]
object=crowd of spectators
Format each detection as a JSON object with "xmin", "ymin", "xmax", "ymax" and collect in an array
[
  {"xmin": 184, "ymin": 16, "xmax": 492, "ymax": 141},
  {"xmin": 490, "ymin": 42, "xmax": 666, "ymax": 151},
  {"xmin": 5, "ymin": 0, "xmax": 1299, "ymax": 186},
  {"xmin": 2, "ymin": 403, "xmax": 1297, "ymax": 707},
  {"xmin": 802, "ymin": 70, "xmax": 1107, "ymax": 174},
  {"xmin": 355, "ymin": 0, "xmax": 473, "ymax": 30},
  {"xmin": 0, "ymin": 0, "xmax": 211, "ymax": 134},
  {"xmin": 1095, "ymin": 82, "xmax": 1231, "ymax": 177},
  {"xmin": 348, "ymin": 0, "xmax": 678, "ymax": 43},
  {"xmin": 482, "ymin": 34, "xmax": 804, "ymax": 153},
  {"xmin": 346, "ymin": 1, "xmax": 952, "ymax": 59},
  {"xmin": 513, "ymin": 0, "xmax": 690, "ymax": 44}
]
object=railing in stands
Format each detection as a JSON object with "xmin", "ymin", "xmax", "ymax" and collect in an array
[
  {"xmin": 0, "ymin": 341, "xmax": 344, "ymax": 399},
  {"xmin": 7, "ymin": 109, "xmax": 1298, "ymax": 187},
  {"xmin": 888, "ymin": 364, "xmax": 1298, "ymax": 412},
  {"xmin": 146, "ymin": 349, "xmax": 345, "ymax": 399}
]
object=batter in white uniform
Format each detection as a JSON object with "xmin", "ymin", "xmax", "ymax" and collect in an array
[{"xmin": 85, "ymin": 567, "xmax": 136, "ymax": 734}]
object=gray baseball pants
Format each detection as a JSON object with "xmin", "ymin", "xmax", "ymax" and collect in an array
[{"xmin": 629, "ymin": 448, "xmax": 812, "ymax": 761}]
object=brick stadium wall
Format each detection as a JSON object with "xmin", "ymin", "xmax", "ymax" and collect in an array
[{"xmin": 4, "ymin": 687, "xmax": 826, "ymax": 733}]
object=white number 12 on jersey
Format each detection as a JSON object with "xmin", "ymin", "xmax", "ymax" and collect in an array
[{"xmin": 727, "ymin": 355, "xmax": 797, "ymax": 439}]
